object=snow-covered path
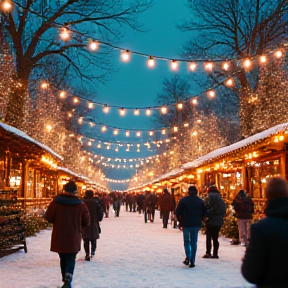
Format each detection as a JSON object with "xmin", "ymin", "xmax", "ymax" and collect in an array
[{"xmin": 0, "ymin": 207, "xmax": 253, "ymax": 288}]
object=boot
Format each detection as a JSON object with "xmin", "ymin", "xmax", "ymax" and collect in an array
[{"xmin": 61, "ymin": 272, "xmax": 72, "ymax": 288}]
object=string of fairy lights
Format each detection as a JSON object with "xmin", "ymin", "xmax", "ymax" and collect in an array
[{"xmin": 1, "ymin": 0, "xmax": 287, "ymax": 183}]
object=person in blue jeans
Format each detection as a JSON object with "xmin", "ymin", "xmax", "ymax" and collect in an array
[{"xmin": 175, "ymin": 186, "xmax": 207, "ymax": 268}]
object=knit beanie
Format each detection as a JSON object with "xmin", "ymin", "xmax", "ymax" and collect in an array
[{"xmin": 63, "ymin": 181, "xmax": 77, "ymax": 194}]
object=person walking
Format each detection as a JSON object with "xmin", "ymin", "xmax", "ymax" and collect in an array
[
  {"xmin": 175, "ymin": 186, "xmax": 207, "ymax": 268},
  {"xmin": 232, "ymin": 189, "xmax": 254, "ymax": 246},
  {"xmin": 159, "ymin": 188, "xmax": 175, "ymax": 228},
  {"xmin": 45, "ymin": 181, "xmax": 90, "ymax": 288},
  {"xmin": 82, "ymin": 190, "xmax": 103, "ymax": 261},
  {"xmin": 242, "ymin": 176, "xmax": 288, "ymax": 288},
  {"xmin": 202, "ymin": 185, "xmax": 227, "ymax": 259}
]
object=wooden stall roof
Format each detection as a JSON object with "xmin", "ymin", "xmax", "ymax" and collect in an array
[
  {"xmin": 183, "ymin": 122, "xmax": 288, "ymax": 170},
  {"xmin": 0, "ymin": 122, "xmax": 63, "ymax": 163}
]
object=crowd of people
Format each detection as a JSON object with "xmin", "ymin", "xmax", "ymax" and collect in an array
[{"xmin": 44, "ymin": 177, "xmax": 288, "ymax": 288}]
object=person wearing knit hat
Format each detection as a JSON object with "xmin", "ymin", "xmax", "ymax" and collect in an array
[
  {"xmin": 242, "ymin": 177, "xmax": 288, "ymax": 287},
  {"xmin": 45, "ymin": 181, "xmax": 91, "ymax": 288},
  {"xmin": 175, "ymin": 186, "xmax": 207, "ymax": 268},
  {"xmin": 202, "ymin": 185, "xmax": 227, "ymax": 259}
]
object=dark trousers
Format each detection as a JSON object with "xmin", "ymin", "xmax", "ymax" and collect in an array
[
  {"xmin": 83, "ymin": 239, "xmax": 97, "ymax": 255},
  {"xmin": 162, "ymin": 211, "xmax": 170, "ymax": 228},
  {"xmin": 206, "ymin": 225, "xmax": 221, "ymax": 256},
  {"xmin": 59, "ymin": 252, "xmax": 77, "ymax": 281}
]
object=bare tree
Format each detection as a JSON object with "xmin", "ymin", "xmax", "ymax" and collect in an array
[
  {"xmin": 178, "ymin": 0, "xmax": 288, "ymax": 135},
  {"xmin": 1, "ymin": 0, "xmax": 153, "ymax": 126}
]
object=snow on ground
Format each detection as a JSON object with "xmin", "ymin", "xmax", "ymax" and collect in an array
[{"xmin": 0, "ymin": 207, "xmax": 254, "ymax": 288}]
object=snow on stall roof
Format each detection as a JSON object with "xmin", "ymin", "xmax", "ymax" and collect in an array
[
  {"xmin": 57, "ymin": 166, "xmax": 89, "ymax": 181},
  {"xmin": 0, "ymin": 122, "xmax": 63, "ymax": 161},
  {"xmin": 154, "ymin": 168, "xmax": 184, "ymax": 182},
  {"xmin": 183, "ymin": 122, "xmax": 288, "ymax": 169}
]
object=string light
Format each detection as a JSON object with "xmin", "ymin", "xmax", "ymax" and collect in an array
[
  {"xmin": 119, "ymin": 108, "xmax": 126, "ymax": 116},
  {"xmin": 243, "ymin": 58, "xmax": 252, "ymax": 70},
  {"xmin": 188, "ymin": 62, "xmax": 197, "ymax": 71},
  {"xmin": 136, "ymin": 131, "xmax": 141, "ymax": 137},
  {"xmin": 191, "ymin": 98, "xmax": 198, "ymax": 105},
  {"xmin": 88, "ymin": 102, "xmax": 94, "ymax": 109},
  {"xmin": 207, "ymin": 90, "xmax": 216, "ymax": 99},
  {"xmin": 274, "ymin": 49, "xmax": 283, "ymax": 59},
  {"xmin": 113, "ymin": 129, "xmax": 119, "ymax": 135},
  {"xmin": 259, "ymin": 55, "xmax": 268, "ymax": 65},
  {"xmin": 103, "ymin": 105, "xmax": 110, "ymax": 113},
  {"xmin": 40, "ymin": 81, "xmax": 49, "ymax": 89},
  {"xmin": 204, "ymin": 62, "xmax": 213, "ymax": 72},
  {"xmin": 161, "ymin": 106, "xmax": 168, "ymax": 114},
  {"xmin": 147, "ymin": 56, "xmax": 155, "ymax": 68},
  {"xmin": 225, "ymin": 78, "xmax": 235, "ymax": 87},
  {"xmin": 170, "ymin": 60, "xmax": 178, "ymax": 71},
  {"xmin": 73, "ymin": 97, "xmax": 79, "ymax": 104},
  {"xmin": 59, "ymin": 27, "xmax": 71, "ymax": 41},
  {"xmin": 59, "ymin": 91, "xmax": 66, "ymax": 98},
  {"xmin": 149, "ymin": 131, "xmax": 154, "ymax": 136},
  {"xmin": 121, "ymin": 50, "xmax": 131, "ymax": 62},
  {"xmin": 0, "ymin": 0, "xmax": 13, "ymax": 12},
  {"xmin": 125, "ymin": 131, "xmax": 130, "ymax": 137},
  {"xmin": 88, "ymin": 40, "xmax": 99, "ymax": 51},
  {"xmin": 222, "ymin": 62, "xmax": 230, "ymax": 71},
  {"xmin": 134, "ymin": 109, "xmax": 140, "ymax": 116},
  {"xmin": 146, "ymin": 109, "xmax": 152, "ymax": 116},
  {"xmin": 177, "ymin": 103, "xmax": 183, "ymax": 110},
  {"xmin": 101, "ymin": 126, "xmax": 107, "ymax": 132}
]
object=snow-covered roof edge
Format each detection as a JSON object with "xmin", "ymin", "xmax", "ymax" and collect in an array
[
  {"xmin": 183, "ymin": 122, "xmax": 288, "ymax": 169},
  {"xmin": 0, "ymin": 122, "xmax": 63, "ymax": 161}
]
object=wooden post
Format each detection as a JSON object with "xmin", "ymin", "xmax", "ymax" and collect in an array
[{"xmin": 4, "ymin": 151, "xmax": 11, "ymax": 187}]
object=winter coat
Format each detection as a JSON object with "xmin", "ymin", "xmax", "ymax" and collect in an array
[
  {"xmin": 82, "ymin": 197, "xmax": 103, "ymax": 240},
  {"xmin": 241, "ymin": 197, "xmax": 288, "ymax": 288},
  {"xmin": 159, "ymin": 193, "xmax": 175, "ymax": 212},
  {"xmin": 45, "ymin": 194, "xmax": 90, "ymax": 253},
  {"xmin": 175, "ymin": 195, "xmax": 207, "ymax": 227},
  {"xmin": 232, "ymin": 194, "xmax": 254, "ymax": 219},
  {"xmin": 205, "ymin": 192, "xmax": 227, "ymax": 227}
]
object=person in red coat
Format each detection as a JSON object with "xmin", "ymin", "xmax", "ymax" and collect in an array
[
  {"xmin": 159, "ymin": 188, "xmax": 175, "ymax": 228},
  {"xmin": 45, "ymin": 181, "xmax": 90, "ymax": 288}
]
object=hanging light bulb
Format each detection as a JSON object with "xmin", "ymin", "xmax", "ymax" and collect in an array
[
  {"xmin": 243, "ymin": 58, "xmax": 252, "ymax": 70},
  {"xmin": 134, "ymin": 109, "xmax": 140, "ymax": 116},
  {"xmin": 121, "ymin": 50, "xmax": 131, "ymax": 62},
  {"xmin": 146, "ymin": 109, "xmax": 152, "ymax": 116},
  {"xmin": 88, "ymin": 40, "xmax": 99, "ymax": 51},
  {"xmin": 274, "ymin": 49, "xmax": 283, "ymax": 59},
  {"xmin": 259, "ymin": 55, "xmax": 268, "ymax": 65},
  {"xmin": 78, "ymin": 117, "xmax": 83, "ymax": 124},
  {"xmin": 73, "ymin": 97, "xmax": 79, "ymax": 104},
  {"xmin": 136, "ymin": 131, "xmax": 141, "ymax": 137},
  {"xmin": 177, "ymin": 103, "xmax": 183, "ymax": 110},
  {"xmin": 184, "ymin": 123, "xmax": 189, "ymax": 127},
  {"xmin": 88, "ymin": 102, "xmax": 94, "ymax": 109},
  {"xmin": 160, "ymin": 106, "xmax": 168, "ymax": 114},
  {"xmin": 188, "ymin": 62, "xmax": 197, "ymax": 71},
  {"xmin": 40, "ymin": 81, "xmax": 49, "ymax": 89},
  {"xmin": 125, "ymin": 131, "xmax": 130, "ymax": 137},
  {"xmin": 60, "ymin": 27, "xmax": 71, "ymax": 41},
  {"xmin": 103, "ymin": 105, "xmax": 110, "ymax": 113},
  {"xmin": 101, "ymin": 126, "xmax": 107, "ymax": 132},
  {"xmin": 87, "ymin": 141, "xmax": 92, "ymax": 146},
  {"xmin": 68, "ymin": 112, "xmax": 73, "ymax": 118},
  {"xmin": 225, "ymin": 78, "xmax": 234, "ymax": 87},
  {"xmin": 170, "ymin": 60, "xmax": 178, "ymax": 71},
  {"xmin": 207, "ymin": 90, "xmax": 216, "ymax": 99},
  {"xmin": 148, "ymin": 131, "xmax": 154, "ymax": 136},
  {"xmin": 191, "ymin": 98, "xmax": 198, "ymax": 105},
  {"xmin": 0, "ymin": 0, "xmax": 13, "ymax": 13},
  {"xmin": 97, "ymin": 143, "xmax": 101, "ymax": 148},
  {"xmin": 147, "ymin": 56, "xmax": 155, "ymax": 68},
  {"xmin": 173, "ymin": 126, "xmax": 178, "ymax": 132},
  {"xmin": 119, "ymin": 108, "xmax": 126, "ymax": 116},
  {"xmin": 222, "ymin": 62, "xmax": 230, "ymax": 71},
  {"xmin": 161, "ymin": 129, "xmax": 166, "ymax": 135},
  {"xmin": 113, "ymin": 129, "xmax": 119, "ymax": 135},
  {"xmin": 204, "ymin": 62, "xmax": 213, "ymax": 72},
  {"xmin": 59, "ymin": 91, "xmax": 66, "ymax": 98}
]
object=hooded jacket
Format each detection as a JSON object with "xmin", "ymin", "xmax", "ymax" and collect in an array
[
  {"xmin": 241, "ymin": 197, "xmax": 288, "ymax": 287},
  {"xmin": 45, "ymin": 194, "xmax": 90, "ymax": 253}
]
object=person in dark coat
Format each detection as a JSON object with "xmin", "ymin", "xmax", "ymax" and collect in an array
[
  {"xmin": 113, "ymin": 193, "xmax": 121, "ymax": 217},
  {"xmin": 45, "ymin": 181, "xmax": 90, "ymax": 288},
  {"xmin": 82, "ymin": 190, "xmax": 103, "ymax": 261},
  {"xmin": 242, "ymin": 176, "xmax": 288, "ymax": 288},
  {"xmin": 159, "ymin": 188, "xmax": 175, "ymax": 228},
  {"xmin": 202, "ymin": 185, "xmax": 227, "ymax": 259},
  {"xmin": 232, "ymin": 189, "xmax": 254, "ymax": 246},
  {"xmin": 175, "ymin": 186, "xmax": 207, "ymax": 268}
]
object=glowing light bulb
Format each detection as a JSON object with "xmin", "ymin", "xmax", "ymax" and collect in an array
[
  {"xmin": 0, "ymin": 0, "xmax": 13, "ymax": 13},
  {"xmin": 146, "ymin": 109, "xmax": 151, "ymax": 116},
  {"xmin": 40, "ymin": 81, "xmax": 49, "ymax": 89},
  {"xmin": 188, "ymin": 62, "xmax": 197, "ymax": 71},
  {"xmin": 207, "ymin": 90, "xmax": 216, "ymax": 99},
  {"xmin": 88, "ymin": 40, "xmax": 99, "ymax": 51},
  {"xmin": 147, "ymin": 56, "xmax": 155, "ymax": 68},
  {"xmin": 191, "ymin": 98, "xmax": 198, "ymax": 105},
  {"xmin": 134, "ymin": 109, "xmax": 140, "ymax": 116},
  {"xmin": 60, "ymin": 28, "xmax": 70, "ymax": 41},
  {"xmin": 125, "ymin": 131, "xmax": 130, "ymax": 137},
  {"xmin": 101, "ymin": 126, "xmax": 107, "ymax": 132},
  {"xmin": 88, "ymin": 141, "xmax": 92, "ymax": 146},
  {"xmin": 119, "ymin": 108, "xmax": 126, "ymax": 116},
  {"xmin": 243, "ymin": 59, "xmax": 252, "ymax": 70},
  {"xmin": 173, "ymin": 126, "xmax": 178, "ymax": 132},
  {"xmin": 88, "ymin": 102, "xmax": 94, "ymax": 109},
  {"xmin": 73, "ymin": 97, "xmax": 79, "ymax": 104},
  {"xmin": 161, "ymin": 129, "xmax": 166, "ymax": 135},
  {"xmin": 136, "ymin": 131, "xmax": 141, "ymax": 137},
  {"xmin": 121, "ymin": 50, "xmax": 131, "ymax": 62},
  {"xmin": 184, "ymin": 123, "xmax": 189, "ymax": 127},
  {"xmin": 103, "ymin": 106, "xmax": 110, "ymax": 113},
  {"xmin": 46, "ymin": 124, "xmax": 52, "ymax": 133},
  {"xmin": 177, "ymin": 103, "xmax": 183, "ymax": 110},
  {"xmin": 170, "ymin": 60, "xmax": 178, "ymax": 71},
  {"xmin": 192, "ymin": 131, "xmax": 198, "ymax": 136},
  {"xmin": 148, "ymin": 131, "xmax": 154, "ymax": 136},
  {"xmin": 68, "ymin": 112, "xmax": 73, "ymax": 118},
  {"xmin": 204, "ymin": 62, "xmax": 213, "ymax": 72},
  {"xmin": 225, "ymin": 78, "xmax": 234, "ymax": 87},
  {"xmin": 59, "ymin": 91, "xmax": 66, "ymax": 98},
  {"xmin": 78, "ymin": 117, "xmax": 83, "ymax": 124},
  {"xmin": 259, "ymin": 55, "xmax": 267, "ymax": 64},
  {"xmin": 274, "ymin": 49, "xmax": 283, "ymax": 59},
  {"xmin": 222, "ymin": 62, "xmax": 230, "ymax": 71},
  {"xmin": 161, "ymin": 106, "xmax": 168, "ymax": 114},
  {"xmin": 113, "ymin": 129, "xmax": 118, "ymax": 135}
]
